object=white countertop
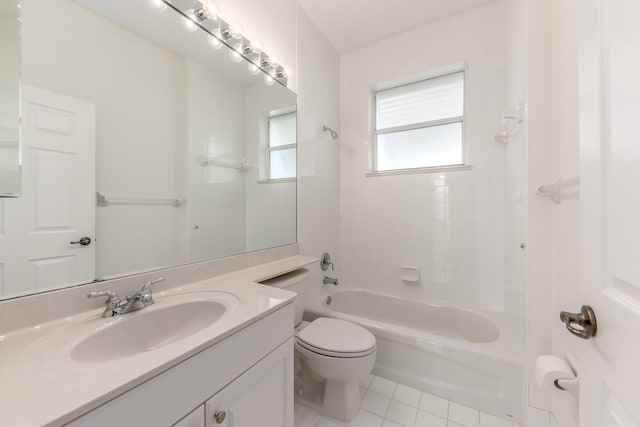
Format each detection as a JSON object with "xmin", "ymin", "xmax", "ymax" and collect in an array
[{"xmin": 0, "ymin": 255, "xmax": 315, "ymax": 427}]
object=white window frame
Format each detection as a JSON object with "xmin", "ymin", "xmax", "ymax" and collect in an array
[
  {"xmin": 264, "ymin": 110, "xmax": 297, "ymax": 182},
  {"xmin": 368, "ymin": 64, "xmax": 471, "ymax": 177}
]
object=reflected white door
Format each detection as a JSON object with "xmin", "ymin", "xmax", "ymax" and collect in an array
[
  {"xmin": 578, "ymin": 0, "xmax": 640, "ymax": 425},
  {"xmin": 0, "ymin": 85, "xmax": 95, "ymax": 295}
]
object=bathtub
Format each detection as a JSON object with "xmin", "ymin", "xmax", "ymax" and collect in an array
[{"xmin": 305, "ymin": 289, "xmax": 525, "ymax": 423}]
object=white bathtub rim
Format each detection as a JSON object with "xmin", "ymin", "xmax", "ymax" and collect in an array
[{"xmin": 305, "ymin": 288, "xmax": 525, "ymax": 364}]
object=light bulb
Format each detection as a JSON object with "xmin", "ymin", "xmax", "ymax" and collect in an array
[
  {"xmin": 147, "ymin": 0, "xmax": 167, "ymax": 12},
  {"xmin": 208, "ymin": 35, "xmax": 222, "ymax": 49},
  {"xmin": 181, "ymin": 12, "xmax": 198, "ymax": 32},
  {"xmin": 247, "ymin": 40, "xmax": 262, "ymax": 55},
  {"xmin": 222, "ymin": 23, "xmax": 243, "ymax": 40},
  {"xmin": 264, "ymin": 74, "xmax": 275, "ymax": 86},
  {"xmin": 269, "ymin": 56, "xmax": 280, "ymax": 68},
  {"xmin": 248, "ymin": 63, "xmax": 260, "ymax": 75},
  {"xmin": 194, "ymin": 4, "xmax": 218, "ymax": 21},
  {"xmin": 229, "ymin": 49, "xmax": 243, "ymax": 63}
]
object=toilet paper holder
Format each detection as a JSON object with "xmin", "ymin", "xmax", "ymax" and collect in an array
[
  {"xmin": 554, "ymin": 376, "xmax": 578, "ymax": 394},
  {"xmin": 535, "ymin": 354, "xmax": 579, "ymax": 396}
]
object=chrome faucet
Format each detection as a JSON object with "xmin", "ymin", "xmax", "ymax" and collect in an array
[
  {"xmin": 323, "ymin": 276, "xmax": 338, "ymax": 286},
  {"xmin": 88, "ymin": 277, "xmax": 165, "ymax": 317}
]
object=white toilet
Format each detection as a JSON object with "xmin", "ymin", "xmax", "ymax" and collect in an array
[{"xmin": 260, "ymin": 268, "xmax": 376, "ymax": 421}]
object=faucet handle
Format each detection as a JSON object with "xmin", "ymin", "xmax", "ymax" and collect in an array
[
  {"xmin": 87, "ymin": 290, "xmax": 122, "ymax": 317},
  {"xmin": 320, "ymin": 252, "xmax": 334, "ymax": 271},
  {"xmin": 141, "ymin": 277, "xmax": 165, "ymax": 292},
  {"xmin": 87, "ymin": 290, "xmax": 120, "ymax": 302},
  {"xmin": 137, "ymin": 277, "xmax": 165, "ymax": 306}
]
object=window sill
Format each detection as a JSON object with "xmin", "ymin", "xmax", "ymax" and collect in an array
[
  {"xmin": 257, "ymin": 178, "xmax": 297, "ymax": 184},
  {"xmin": 366, "ymin": 164, "xmax": 472, "ymax": 177}
]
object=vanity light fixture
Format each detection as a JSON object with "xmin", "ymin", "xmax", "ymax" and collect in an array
[
  {"xmin": 151, "ymin": 0, "xmax": 289, "ymax": 87},
  {"xmin": 274, "ymin": 66, "xmax": 287, "ymax": 79},
  {"xmin": 193, "ymin": 5, "xmax": 218, "ymax": 22},
  {"xmin": 260, "ymin": 53, "xmax": 278, "ymax": 70},
  {"xmin": 220, "ymin": 23, "xmax": 243, "ymax": 40},
  {"xmin": 241, "ymin": 40, "xmax": 261, "ymax": 58}
]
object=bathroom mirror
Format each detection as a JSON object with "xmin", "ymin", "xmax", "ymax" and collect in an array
[
  {"xmin": 0, "ymin": 0, "xmax": 296, "ymax": 299},
  {"xmin": 0, "ymin": 1, "xmax": 20, "ymax": 197}
]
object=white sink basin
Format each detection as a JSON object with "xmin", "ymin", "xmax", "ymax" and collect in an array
[
  {"xmin": 70, "ymin": 299, "xmax": 227, "ymax": 363},
  {"xmin": 24, "ymin": 291, "xmax": 240, "ymax": 366}
]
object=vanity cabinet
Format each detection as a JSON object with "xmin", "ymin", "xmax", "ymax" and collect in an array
[
  {"xmin": 173, "ymin": 340, "xmax": 293, "ymax": 427},
  {"xmin": 68, "ymin": 304, "xmax": 293, "ymax": 427},
  {"xmin": 203, "ymin": 340, "xmax": 292, "ymax": 426},
  {"xmin": 173, "ymin": 406, "xmax": 205, "ymax": 427}
]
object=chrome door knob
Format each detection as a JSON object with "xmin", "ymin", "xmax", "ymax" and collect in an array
[{"xmin": 70, "ymin": 237, "xmax": 92, "ymax": 246}]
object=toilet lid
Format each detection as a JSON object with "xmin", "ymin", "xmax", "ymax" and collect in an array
[{"xmin": 297, "ymin": 318, "xmax": 376, "ymax": 354}]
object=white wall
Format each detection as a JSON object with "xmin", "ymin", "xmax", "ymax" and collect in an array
[
  {"xmin": 549, "ymin": 0, "xmax": 580, "ymax": 425},
  {"xmin": 526, "ymin": 0, "xmax": 555, "ymax": 414},
  {"xmin": 339, "ymin": 1, "xmax": 511, "ymax": 311},
  {"xmin": 525, "ymin": 3, "xmax": 582, "ymax": 425},
  {"xmin": 21, "ymin": 0, "xmax": 186, "ymax": 277},
  {"xmin": 296, "ymin": 8, "xmax": 341, "ymax": 302}
]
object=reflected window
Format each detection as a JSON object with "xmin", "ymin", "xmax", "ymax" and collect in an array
[
  {"xmin": 268, "ymin": 112, "xmax": 296, "ymax": 179},
  {"xmin": 373, "ymin": 70, "xmax": 465, "ymax": 172}
]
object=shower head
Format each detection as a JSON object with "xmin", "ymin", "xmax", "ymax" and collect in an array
[{"xmin": 322, "ymin": 125, "xmax": 339, "ymax": 140}]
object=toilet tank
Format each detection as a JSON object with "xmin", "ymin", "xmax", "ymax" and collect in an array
[{"xmin": 259, "ymin": 268, "xmax": 309, "ymax": 326}]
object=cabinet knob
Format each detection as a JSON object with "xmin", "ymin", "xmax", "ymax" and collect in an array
[{"xmin": 214, "ymin": 410, "xmax": 226, "ymax": 424}]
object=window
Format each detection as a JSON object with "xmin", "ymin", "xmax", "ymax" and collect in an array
[
  {"xmin": 373, "ymin": 70, "xmax": 465, "ymax": 172},
  {"xmin": 267, "ymin": 112, "xmax": 296, "ymax": 180}
]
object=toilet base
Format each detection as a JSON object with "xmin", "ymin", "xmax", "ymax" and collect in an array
[{"xmin": 294, "ymin": 368, "xmax": 364, "ymax": 421}]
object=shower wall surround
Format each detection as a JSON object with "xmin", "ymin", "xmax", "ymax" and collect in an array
[
  {"xmin": 339, "ymin": 1, "xmax": 520, "ymax": 313},
  {"xmin": 295, "ymin": 8, "xmax": 342, "ymax": 300}
]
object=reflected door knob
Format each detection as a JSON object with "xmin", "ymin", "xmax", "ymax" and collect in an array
[
  {"xmin": 70, "ymin": 237, "xmax": 92, "ymax": 246},
  {"xmin": 214, "ymin": 410, "xmax": 226, "ymax": 424}
]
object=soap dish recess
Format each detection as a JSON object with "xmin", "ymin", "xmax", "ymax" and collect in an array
[{"xmin": 400, "ymin": 266, "xmax": 420, "ymax": 282}]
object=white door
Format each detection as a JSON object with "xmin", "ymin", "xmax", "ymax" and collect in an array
[
  {"xmin": 578, "ymin": 0, "xmax": 640, "ymax": 425},
  {"xmin": 0, "ymin": 85, "xmax": 95, "ymax": 296}
]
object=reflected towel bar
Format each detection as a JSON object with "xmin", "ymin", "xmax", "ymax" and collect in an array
[
  {"xmin": 536, "ymin": 177, "xmax": 580, "ymax": 204},
  {"xmin": 97, "ymin": 192, "xmax": 182, "ymax": 207},
  {"xmin": 197, "ymin": 156, "xmax": 248, "ymax": 171}
]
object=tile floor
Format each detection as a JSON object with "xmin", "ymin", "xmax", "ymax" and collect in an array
[{"xmin": 294, "ymin": 374, "xmax": 524, "ymax": 427}]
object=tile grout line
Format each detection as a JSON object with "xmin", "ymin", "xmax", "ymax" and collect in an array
[{"xmin": 381, "ymin": 382, "xmax": 398, "ymax": 422}]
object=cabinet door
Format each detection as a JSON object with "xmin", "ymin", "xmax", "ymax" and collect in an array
[
  {"xmin": 205, "ymin": 338, "xmax": 293, "ymax": 427},
  {"xmin": 173, "ymin": 405, "xmax": 205, "ymax": 427}
]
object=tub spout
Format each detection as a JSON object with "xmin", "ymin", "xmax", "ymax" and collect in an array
[{"xmin": 323, "ymin": 276, "xmax": 339, "ymax": 286}]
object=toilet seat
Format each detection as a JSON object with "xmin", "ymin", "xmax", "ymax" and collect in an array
[{"xmin": 296, "ymin": 318, "xmax": 376, "ymax": 358}]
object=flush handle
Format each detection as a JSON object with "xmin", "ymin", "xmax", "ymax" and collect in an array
[{"xmin": 560, "ymin": 305, "xmax": 597, "ymax": 339}]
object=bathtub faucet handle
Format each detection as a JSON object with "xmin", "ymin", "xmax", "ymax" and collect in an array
[{"xmin": 320, "ymin": 252, "xmax": 334, "ymax": 271}]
